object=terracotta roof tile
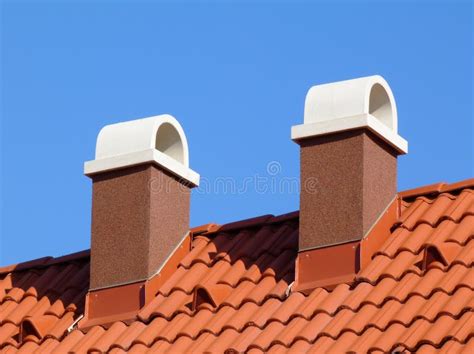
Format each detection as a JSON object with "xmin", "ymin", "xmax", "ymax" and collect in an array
[
  {"xmin": 127, "ymin": 342, "xmax": 149, "ymax": 353},
  {"xmin": 70, "ymin": 325, "xmax": 105, "ymax": 353},
  {"xmin": 1, "ymin": 178, "xmax": 473, "ymax": 352},
  {"xmin": 16, "ymin": 341, "xmax": 39, "ymax": 353},
  {"xmin": 89, "ymin": 321, "xmax": 127, "ymax": 352},
  {"xmin": 50, "ymin": 328, "xmax": 84, "ymax": 353}
]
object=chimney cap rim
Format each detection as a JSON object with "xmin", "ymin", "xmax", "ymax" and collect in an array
[
  {"xmin": 291, "ymin": 113, "xmax": 408, "ymax": 154},
  {"xmin": 84, "ymin": 149, "xmax": 200, "ymax": 186}
]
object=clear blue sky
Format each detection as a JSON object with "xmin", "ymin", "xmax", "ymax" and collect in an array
[{"xmin": 1, "ymin": 1, "xmax": 472, "ymax": 265}]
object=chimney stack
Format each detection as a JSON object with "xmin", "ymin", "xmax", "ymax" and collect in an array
[
  {"xmin": 292, "ymin": 75, "xmax": 408, "ymax": 291},
  {"xmin": 81, "ymin": 115, "xmax": 199, "ymax": 326}
]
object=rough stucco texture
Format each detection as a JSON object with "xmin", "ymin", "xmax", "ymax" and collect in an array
[
  {"xmin": 299, "ymin": 129, "xmax": 397, "ymax": 250},
  {"xmin": 90, "ymin": 164, "xmax": 190, "ymax": 290}
]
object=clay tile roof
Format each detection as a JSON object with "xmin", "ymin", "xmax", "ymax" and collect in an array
[{"xmin": 0, "ymin": 178, "xmax": 473, "ymax": 353}]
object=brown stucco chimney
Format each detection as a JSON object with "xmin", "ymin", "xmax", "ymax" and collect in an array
[
  {"xmin": 81, "ymin": 115, "xmax": 199, "ymax": 326},
  {"xmin": 291, "ymin": 76, "xmax": 408, "ymax": 292}
]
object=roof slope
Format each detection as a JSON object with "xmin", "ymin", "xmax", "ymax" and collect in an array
[{"xmin": 0, "ymin": 179, "xmax": 473, "ymax": 353}]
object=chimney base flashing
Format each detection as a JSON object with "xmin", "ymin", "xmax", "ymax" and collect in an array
[
  {"xmin": 80, "ymin": 232, "xmax": 192, "ymax": 329},
  {"xmin": 294, "ymin": 241, "xmax": 359, "ymax": 294},
  {"xmin": 294, "ymin": 197, "xmax": 400, "ymax": 293},
  {"xmin": 293, "ymin": 269, "xmax": 357, "ymax": 294},
  {"xmin": 291, "ymin": 113, "xmax": 408, "ymax": 154},
  {"xmin": 298, "ymin": 238, "xmax": 363, "ymax": 253},
  {"xmin": 79, "ymin": 281, "xmax": 144, "ymax": 330}
]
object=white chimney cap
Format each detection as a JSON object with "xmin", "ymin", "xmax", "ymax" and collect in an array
[
  {"xmin": 84, "ymin": 114, "xmax": 200, "ymax": 186},
  {"xmin": 291, "ymin": 75, "xmax": 408, "ymax": 154}
]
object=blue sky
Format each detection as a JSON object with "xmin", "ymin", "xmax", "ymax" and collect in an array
[{"xmin": 1, "ymin": 1, "xmax": 472, "ymax": 265}]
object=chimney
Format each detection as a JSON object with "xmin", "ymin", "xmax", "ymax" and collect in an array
[
  {"xmin": 81, "ymin": 115, "xmax": 199, "ymax": 326},
  {"xmin": 291, "ymin": 75, "xmax": 408, "ymax": 292}
]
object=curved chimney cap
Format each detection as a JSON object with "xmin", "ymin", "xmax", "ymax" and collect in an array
[
  {"xmin": 292, "ymin": 75, "xmax": 408, "ymax": 154},
  {"xmin": 84, "ymin": 114, "xmax": 200, "ymax": 186}
]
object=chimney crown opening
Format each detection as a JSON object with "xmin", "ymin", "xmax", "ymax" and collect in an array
[
  {"xmin": 155, "ymin": 122, "xmax": 185, "ymax": 164},
  {"xmin": 369, "ymin": 82, "xmax": 393, "ymax": 130}
]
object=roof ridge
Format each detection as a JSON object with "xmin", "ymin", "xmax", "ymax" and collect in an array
[
  {"xmin": 399, "ymin": 178, "xmax": 474, "ymax": 200},
  {"xmin": 0, "ymin": 210, "xmax": 299, "ymax": 275},
  {"xmin": 0, "ymin": 250, "xmax": 90, "ymax": 275}
]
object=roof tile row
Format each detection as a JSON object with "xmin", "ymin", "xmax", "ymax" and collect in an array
[{"xmin": 0, "ymin": 180, "xmax": 473, "ymax": 353}]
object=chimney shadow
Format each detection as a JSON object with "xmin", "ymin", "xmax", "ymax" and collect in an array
[
  {"xmin": 1, "ymin": 218, "xmax": 298, "ymax": 344},
  {"xmin": 189, "ymin": 218, "xmax": 299, "ymax": 309}
]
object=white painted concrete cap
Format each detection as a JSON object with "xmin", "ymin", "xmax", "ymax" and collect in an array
[
  {"xmin": 84, "ymin": 114, "xmax": 200, "ymax": 186},
  {"xmin": 292, "ymin": 75, "xmax": 408, "ymax": 154}
]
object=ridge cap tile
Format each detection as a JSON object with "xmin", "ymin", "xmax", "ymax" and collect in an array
[
  {"xmin": 441, "ymin": 178, "xmax": 474, "ymax": 194},
  {"xmin": 191, "ymin": 223, "xmax": 221, "ymax": 235},
  {"xmin": 0, "ymin": 251, "xmax": 91, "ymax": 276},
  {"xmin": 0, "ymin": 257, "xmax": 53, "ymax": 275},
  {"xmin": 217, "ymin": 215, "xmax": 274, "ymax": 233},
  {"xmin": 399, "ymin": 177, "xmax": 474, "ymax": 201},
  {"xmin": 399, "ymin": 182, "xmax": 447, "ymax": 200},
  {"xmin": 266, "ymin": 211, "xmax": 299, "ymax": 224}
]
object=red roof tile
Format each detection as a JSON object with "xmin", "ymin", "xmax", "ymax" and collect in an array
[{"xmin": 0, "ymin": 179, "xmax": 473, "ymax": 352}]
